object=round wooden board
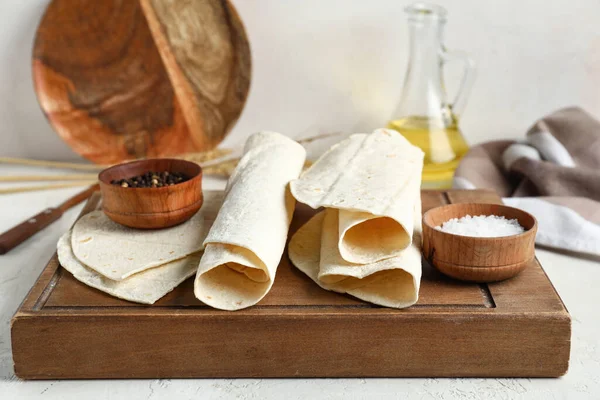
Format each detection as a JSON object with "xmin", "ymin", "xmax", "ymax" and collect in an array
[{"xmin": 33, "ymin": 0, "xmax": 251, "ymax": 164}]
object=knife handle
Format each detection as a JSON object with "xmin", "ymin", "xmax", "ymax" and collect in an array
[{"xmin": 0, "ymin": 207, "xmax": 63, "ymax": 255}]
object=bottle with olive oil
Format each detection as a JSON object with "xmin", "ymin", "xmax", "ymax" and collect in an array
[{"xmin": 389, "ymin": 3, "xmax": 475, "ymax": 189}]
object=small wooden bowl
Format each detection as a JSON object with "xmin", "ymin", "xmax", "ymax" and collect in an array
[
  {"xmin": 422, "ymin": 203, "xmax": 537, "ymax": 282},
  {"xmin": 98, "ymin": 159, "xmax": 203, "ymax": 229}
]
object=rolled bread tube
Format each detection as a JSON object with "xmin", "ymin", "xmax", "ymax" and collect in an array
[
  {"xmin": 288, "ymin": 203, "xmax": 422, "ymax": 309},
  {"xmin": 290, "ymin": 129, "xmax": 424, "ymax": 264},
  {"xmin": 319, "ymin": 194, "xmax": 422, "ymax": 284},
  {"xmin": 194, "ymin": 131, "xmax": 306, "ymax": 310}
]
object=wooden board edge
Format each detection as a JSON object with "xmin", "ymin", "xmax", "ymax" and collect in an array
[
  {"xmin": 11, "ymin": 311, "xmax": 571, "ymax": 379},
  {"xmin": 536, "ymin": 255, "xmax": 572, "ymax": 315},
  {"xmin": 14, "ymin": 193, "xmax": 101, "ymax": 314}
]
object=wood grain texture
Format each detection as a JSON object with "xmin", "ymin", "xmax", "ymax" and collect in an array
[
  {"xmin": 33, "ymin": 0, "xmax": 251, "ymax": 164},
  {"xmin": 422, "ymin": 203, "xmax": 538, "ymax": 282},
  {"xmin": 98, "ymin": 159, "xmax": 203, "ymax": 229},
  {"xmin": 10, "ymin": 190, "xmax": 571, "ymax": 379}
]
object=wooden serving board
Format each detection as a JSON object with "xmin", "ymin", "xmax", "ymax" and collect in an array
[{"xmin": 11, "ymin": 190, "xmax": 571, "ymax": 379}]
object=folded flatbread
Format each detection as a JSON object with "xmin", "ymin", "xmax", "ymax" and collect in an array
[
  {"xmin": 290, "ymin": 129, "xmax": 424, "ymax": 264},
  {"xmin": 58, "ymin": 232, "xmax": 200, "ymax": 304},
  {"xmin": 71, "ymin": 191, "xmax": 223, "ymax": 281},
  {"xmin": 194, "ymin": 132, "xmax": 306, "ymax": 310},
  {"xmin": 288, "ymin": 206, "xmax": 422, "ymax": 309}
]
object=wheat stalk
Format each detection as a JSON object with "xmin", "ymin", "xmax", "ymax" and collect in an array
[
  {"xmin": 0, "ymin": 157, "xmax": 104, "ymax": 171},
  {"xmin": 0, "ymin": 149, "xmax": 232, "ymax": 172},
  {"xmin": 0, "ymin": 132, "xmax": 342, "ymax": 192},
  {"xmin": 0, "ymin": 174, "xmax": 98, "ymax": 182},
  {"xmin": 0, "ymin": 181, "xmax": 98, "ymax": 194}
]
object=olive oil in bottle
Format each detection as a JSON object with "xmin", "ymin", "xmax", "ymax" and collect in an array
[
  {"xmin": 391, "ymin": 3, "xmax": 475, "ymax": 188},
  {"xmin": 388, "ymin": 116, "xmax": 469, "ymax": 189}
]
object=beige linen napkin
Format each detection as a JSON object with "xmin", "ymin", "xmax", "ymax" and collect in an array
[{"xmin": 453, "ymin": 107, "xmax": 600, "ymax": 257}]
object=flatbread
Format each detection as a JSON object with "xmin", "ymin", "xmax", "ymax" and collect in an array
[
  {"xmin": 71, "ymin": 191, "xmax": 224, "ymax": 281},
  {"xmin": 194, "ymin": 132, "xmax": 306, "ymax": 310},
  {"xmin": 290, "ymin": 129, "xmax": 424, "ymax": 264},
  {"xmin": 58, "ymin": 231, "xmax": 199, "ymax": 304},
  {"xmin": 288, "ymin": 210, "xmax": 422, "ymax": 309}
]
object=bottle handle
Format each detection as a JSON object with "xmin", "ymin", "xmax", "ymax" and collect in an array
[{"xmin": 441, "ymin": 48, "xmax": 475, "ymax": 117}]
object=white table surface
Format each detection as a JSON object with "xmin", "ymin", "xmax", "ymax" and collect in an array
[{"xmin": 0, "ymin": 165, "xmax": 598, "ymax": 400}]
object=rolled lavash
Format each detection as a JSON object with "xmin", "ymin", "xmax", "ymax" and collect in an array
[
  {"xmin": 288, "ymin": 207, "xmax": 422, "ymax": 308},
  {"xmin": 194, "ymin": 132, "xmax": 306, "ymax": 310},
  {"xmin": 290, "ymin": 129, "xmax": 424, "ymax": 264},
  {"xmin": 288, "ymin": 128, "xmax": 424, "ymax": 308}
]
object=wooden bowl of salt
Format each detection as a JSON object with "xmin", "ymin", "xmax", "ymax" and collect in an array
[{"xmin": 422, "ymin": 203, "xmax": 537, "ymax": 283}]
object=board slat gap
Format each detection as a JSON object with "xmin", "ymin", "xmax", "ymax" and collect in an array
[
  {"xmin": 477, "ymin": 284, "xmax": 496, "ymax": 308},
  {"xmin": 32, "ymin": 265, "xmax": 62, "ymax": 311}
]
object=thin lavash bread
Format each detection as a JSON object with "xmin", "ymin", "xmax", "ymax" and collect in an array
[
  {"xmin": 58, "ymin": 232, "xmax": 201, "ymax": 304},
  {"xmin": 194, "ymin": 132, "xmax": 306, "ymax": 310},
  {"xmin": 288, "ymin": 197, "xmax": 422, "ymax": 309},
  {"xmin": 70, "ymin": 191, "xmax": 224, "ymax": 281},
  {"xmin": 290, "ymin": 129, "xmax": 424, "ymax": 264}
]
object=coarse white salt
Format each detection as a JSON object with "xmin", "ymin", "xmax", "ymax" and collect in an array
[{"xmin": 434, "ymin": 214, "xmax": 525, "ymax": 237}]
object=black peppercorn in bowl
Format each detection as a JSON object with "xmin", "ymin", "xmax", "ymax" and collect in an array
[{"xmin": 98, "ymin": 159, "xmax": 203, "ymax": 229}]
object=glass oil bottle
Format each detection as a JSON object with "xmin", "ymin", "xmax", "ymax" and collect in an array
[{"xmin": 388, "ymin": 3, "xmax": 475, "ymax": 188}]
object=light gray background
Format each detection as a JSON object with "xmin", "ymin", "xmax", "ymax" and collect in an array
[{"xmin": 1, "ymin": 0, "xmax": 599, "ymax": 160}]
